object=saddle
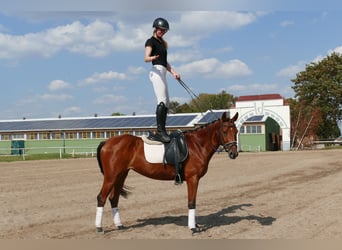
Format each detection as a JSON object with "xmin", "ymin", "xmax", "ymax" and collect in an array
[
  {"xmin": 163, "ymin": 131, "xmax": 189, "ymax": 184},
  {"xmin": 144, "ymin": 130, "xmax": 189, "ymax": 184}
]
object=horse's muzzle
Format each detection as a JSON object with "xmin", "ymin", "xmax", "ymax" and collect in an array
[
  {"xmin": 228, "ymin": 150, "xmax": 238, "ymax": 159},
  {"xmin": 224, "ymin": 142, "xmax": 238, "ymax": 159}
]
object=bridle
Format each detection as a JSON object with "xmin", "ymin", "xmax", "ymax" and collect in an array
[
  {"xmin": 177, "ymin": 78, "xmax": 238, "ymax": 158},
  {"xmin": 219, "ymin": 120, "xmax": 238, "ymax": 159}
]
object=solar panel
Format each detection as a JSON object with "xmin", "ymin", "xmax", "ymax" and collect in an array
[
  {"xmin": 246, "ymin": 115, "xmax": 264, "ymax": 122},
  {"xmin": 0, "ymin": 113, "xmax": 201, "ymax": 132},
  {"xmin": 167, "ymin": 115, "xmax": 198, "ymax": 126},
  {"xmin": 197, "ymin": 111, "xmax": 226, "ymax": 124}
]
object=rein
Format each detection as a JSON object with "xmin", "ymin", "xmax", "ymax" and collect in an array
[
  {"xmin": 177, "ymin": 79, "xmax": 236, "ymax": 156},
  {"xmin": 177, "ymin": 79, "xmax": 220, "ymax": 121},
  {"xmin": 207, "ymin": 118, "xmax": 237, "ymax": 155}
]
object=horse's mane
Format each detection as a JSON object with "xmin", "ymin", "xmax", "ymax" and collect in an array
[{"xmin": 183, "ymin": 118, "xmax": 221, "ymax": 134}]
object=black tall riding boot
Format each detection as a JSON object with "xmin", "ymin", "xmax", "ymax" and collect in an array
[{"xmin": 155, "ymin": 102, "xmax": 170, "ymax": 143}]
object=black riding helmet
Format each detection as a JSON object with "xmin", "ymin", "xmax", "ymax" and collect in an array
[{"xmin": 153, "ymin": 17, "xmax": 169, "ymax": 30}]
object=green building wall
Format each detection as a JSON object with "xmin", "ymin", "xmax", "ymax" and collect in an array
[
  {"xmin": 0, "ymin": 139, "xmax": 104, "ymax": 155},
  {"xmin": 239, "ymin": 117, "xmax": 281, "ymax": 152},
  {"xmin": 240, "ymin": 134, "xmax": 266, "ymax": 152}
]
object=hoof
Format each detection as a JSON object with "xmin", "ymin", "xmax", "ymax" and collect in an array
[
  {"xmin": 191, "ymin": 224, "xmax": 204, "ymax": 235},
  {"xmin": 117, "ymin": 225, "xmax": 126, "ymax": 230},
  {"xmin": 96, "ymin": 227, "xmax": 104, "ymax": 234}
]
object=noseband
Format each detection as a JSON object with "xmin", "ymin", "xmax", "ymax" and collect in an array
[
  {"xmin": 222, "ymin": 141, "xmax": 237, "ymax": 152},
  {"xmin": 219, "ymin": 121, "xmax": 238, "ymax": 159}
]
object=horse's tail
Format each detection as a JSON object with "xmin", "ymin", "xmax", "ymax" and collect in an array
[{"xmin": 96, "ymin": 141, "xmax": 106, "ymax": 175}]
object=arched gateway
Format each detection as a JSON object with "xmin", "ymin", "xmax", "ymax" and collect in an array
[{"xmin": 229, "ymin": 94, "xmax": 291, "ymax": 151}]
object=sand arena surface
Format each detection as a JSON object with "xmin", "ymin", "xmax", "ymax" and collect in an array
[{"xmin": 0, "ymin": 149, "xmax": 342, "ymax": 239}]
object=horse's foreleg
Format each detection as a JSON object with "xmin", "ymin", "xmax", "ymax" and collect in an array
[{"xmin": 186, "ymin": 176, "xmax": 199, "ymax": 232}]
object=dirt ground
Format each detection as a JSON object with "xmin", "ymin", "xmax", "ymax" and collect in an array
[{"xmin": 0, "ymin": 149, "xmax": 342, "ymax": 239}]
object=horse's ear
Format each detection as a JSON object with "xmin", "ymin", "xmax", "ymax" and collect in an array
[
  {"xmin": 221, "ymin": 112, "xmax": 238, "ymax": 121},
  {"xmin": 232, "ymin": 112, "xmax": 239, "ymax": 122}
]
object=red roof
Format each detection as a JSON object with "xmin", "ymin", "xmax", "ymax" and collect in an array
[{"xmin": 237, "ymin": 94, "xmax": 283, "ymax": 102}]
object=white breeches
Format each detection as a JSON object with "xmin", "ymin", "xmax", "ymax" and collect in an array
[{"xmin": 149, "ymin": 65, "xmax": 169, "ymax": 107}]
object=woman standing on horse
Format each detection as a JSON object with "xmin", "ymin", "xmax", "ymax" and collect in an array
[{"xmin": 144, "ymin": 17, "xmax": 181, "ymax": 143}]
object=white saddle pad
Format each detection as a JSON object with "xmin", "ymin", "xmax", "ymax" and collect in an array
[{"xmin": 141, "ymin": 135, "xmax": 165, "ymax": 163}]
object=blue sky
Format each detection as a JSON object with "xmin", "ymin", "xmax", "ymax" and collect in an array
[{"xmin": 1, "ymin": 0, "xmax": 342, "ymax": 125}]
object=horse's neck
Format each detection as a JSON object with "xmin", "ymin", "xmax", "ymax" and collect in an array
[{"xmin": 191, "ymin": 120, "xmax": 220, "ymax": 150}]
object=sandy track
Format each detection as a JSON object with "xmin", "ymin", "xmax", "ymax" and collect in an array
[{"xmin": 0, "ymin": 149, "xmax": 342, "ymax": 239}]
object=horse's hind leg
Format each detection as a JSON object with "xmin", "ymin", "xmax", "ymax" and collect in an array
[
  {"xmin": 108, "ymin": 170, "xmax": 129, "ymax": 230},
  {"xmin": 95, "ymin": 181, "xmax": 114, "ymax": 233}
]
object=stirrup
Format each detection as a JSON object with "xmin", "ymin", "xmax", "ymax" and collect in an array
[{"xmin": 175, "ymin": 174, "xmax": 183, "ymax": 185}]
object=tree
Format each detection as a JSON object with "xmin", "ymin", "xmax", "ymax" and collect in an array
[
  {"xmin": 291, "ymin": 52, "xmax": 342, "ymax": 138},
  {"xmin": 287, "ymin": 98, "xmax": 322, "ymax": 148},
  {"xmin": 182, "ymin": 90, "xmax": 237, "ymax": 113},
  {"xmin": 111, "ymin": 112, "xmax": 125, "ymax": 116},
  {"xmin": 169, "ymin": 90, "xmax": 236, "ymax": 113}
]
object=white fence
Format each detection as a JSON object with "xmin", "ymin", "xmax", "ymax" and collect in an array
[{"xmin": 0, "ymin": 146, "xmax": 97, "ymax": 160}]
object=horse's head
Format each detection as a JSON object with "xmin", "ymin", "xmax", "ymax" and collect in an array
[{"xmin": 220, "ymin": 112, "xmax": 239, "ymax": 159}]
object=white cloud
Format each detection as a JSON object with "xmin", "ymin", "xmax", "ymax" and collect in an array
[
  {"xmin": 280, "ymin": 20, "xmax": 294, "ymax": 27},
  {"xmin": 93, "ymin": 94, "xmax": 126, "ymax": 104},
  {"xmin": 169, "ymin": 11, "xmax": 263, "ymax": 47},
  {"xmin": 48, "ymin": 80, "xmax": 71, "ymax": 91},
  {"xmin": 64, "ymin": 106, "xmax": 81, "ymax": 115},
  {"xmin": 329, "ymin": 45, "xmax": 342, "ymax": 55},
  {"xmin": 277, "ymin": 44, "xmax": 342, "ymax": 80},
  {"xmin": 82, "ymin": 70, "xmax": 126, "ymax": 85},
  {"xmin": 127, "ymin": 66, "xmax": 146, "ymax": 75},
  {"xmin": 19, "ymin": 93, "xmax": 73, "ymax": 105},
  {"xmin": 39, "ymin": 93, "xmax": 73, "ymax": 101},
  {"xmin": 179, "ymin": 58, "xmax": 217, "ymax": 75},
  {"xmin": 277, "ymin": 61, "xmax": 306, "ymax": 78},
  {"xmin": 311, "ymin": 45, "xmax": 342, "ymax": 64},
  {"xmin": 178, "ymin": 11, "xmax": 261, "ymax": 32},
  {"xmin": 227, "ymin": 83, "xmax": 278, "ymax": 93},
  {"xmin": 179, "ymin": 58, "xmax": 252, "ymax": 78},
  {"xmin": 215, "ymin": 59, "xmax": 252, "ymax": 78},
  {"xmin": 0, "ymin": 11, "xmax": 263, "ymax": 60},
  {"xmin": 0, "ymin": 20, "xmax": 148, "ymax": 59},
  {"xmin": 168, "ymin": 49, "xmax": 203, "ymax": 64},
  {"xmin": 227, "ymin": 84, "xmax": 247, "ymax": 92}
]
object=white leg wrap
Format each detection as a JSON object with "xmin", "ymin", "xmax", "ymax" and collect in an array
[
  {"xmin": 188, "ymin": 209, "xmax": 196, "ymax": 229},
  {"xmin": 95, "ymin": 207, "xmax": 104, "ymax": 228},
  {"xmin": 112, "ymin": 207, "xmax": 122, "ymax": 227}
]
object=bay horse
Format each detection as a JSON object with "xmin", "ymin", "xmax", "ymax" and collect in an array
[{"xmin": 95, "ymin": 112, "xmax": 239, "ymax": 234}]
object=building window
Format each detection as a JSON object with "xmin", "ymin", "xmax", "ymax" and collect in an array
[
  {"xmin": 0, "ymin": 134, "xmax": 9, "ymax": 140},
  {"xmin": 105, "ymin": 131, "xmax": 110, "ymax": 138},
  {"xmin": 12, "ymin": 134, "xmax": 25, "ymax": 140},
  {"xmin": 240, "ymin": 125, "xmax": 262, "ymax": 134}
]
